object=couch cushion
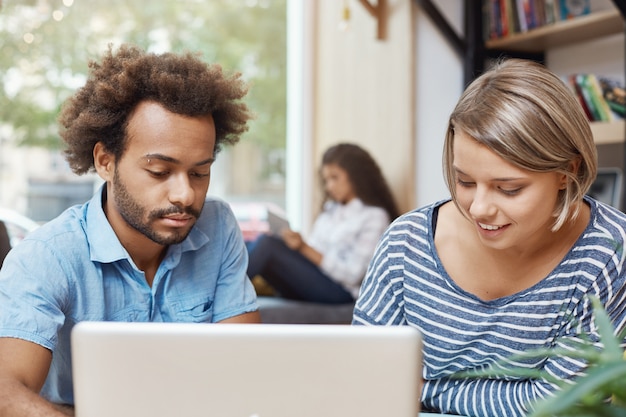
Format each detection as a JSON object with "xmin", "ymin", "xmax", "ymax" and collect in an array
[{"xmin": 256, "ymin": 296, "xmax": 355, "ymax": 324}]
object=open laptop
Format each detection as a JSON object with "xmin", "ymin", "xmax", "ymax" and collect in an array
[{"xmin": 71, "ymin": 322, "xmax": 422, "ymax": 417}]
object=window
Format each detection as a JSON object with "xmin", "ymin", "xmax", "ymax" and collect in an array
[{"xmin": 0, "ymin": 0, "xmax": 288, "ymax": 222}]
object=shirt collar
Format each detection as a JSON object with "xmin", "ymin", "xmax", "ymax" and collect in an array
[{"xmin": 86, "ymin": 184, "xmax": 210, "ymax": 264}]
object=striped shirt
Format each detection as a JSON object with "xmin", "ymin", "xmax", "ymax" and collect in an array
[{"xmin": 353, "ymin": 197, "xmax": 626, "ymax": 417}]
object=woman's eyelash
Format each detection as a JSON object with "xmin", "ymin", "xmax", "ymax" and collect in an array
[
  {"xmin": 456, "ymin": 178, "xmax": 522, "ymax": 195},
  {"xmin": 500, "ymin": 188, "xmax": 522, "ymax": 196}
]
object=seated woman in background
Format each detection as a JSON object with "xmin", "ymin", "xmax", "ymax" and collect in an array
[
  {"xmin": 247, "ymin": 142, "xmax": 400, "ymax": 304},
  {"xmin": 352, "ymin": 58, "xmax": 626, "ymax": 417}
]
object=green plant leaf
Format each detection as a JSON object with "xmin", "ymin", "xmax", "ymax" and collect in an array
[
  {"xmin": 529, "ymin": 361, "xmax": 626, "ymax": 417},
  {"xmin": 589, "ymin": 295, "xmax": 624, "ymax": 361}
]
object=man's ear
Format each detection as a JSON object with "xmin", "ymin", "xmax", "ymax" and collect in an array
[{"xmin": 93, "ymin": 142, "xmax": 115, "ymax": 181}]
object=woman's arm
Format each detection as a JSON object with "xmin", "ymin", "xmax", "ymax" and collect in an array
[{"xmin": 281, "ymin": 229, "xmax": 323, "ymax": 266}]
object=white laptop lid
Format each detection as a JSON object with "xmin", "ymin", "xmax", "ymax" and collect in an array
[{"xmin": 71, "ymin": 322, "xmax": 422, "ymax": 417}]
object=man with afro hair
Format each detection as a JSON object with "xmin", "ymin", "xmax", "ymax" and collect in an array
[{"xmin": 0, "ymin": 44, "xmax": 260, "ymax": 416}]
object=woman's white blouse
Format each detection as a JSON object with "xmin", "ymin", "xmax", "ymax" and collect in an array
[{"xmin": 307, "ymin": 198, "xmax": 390, "ymax": 298}]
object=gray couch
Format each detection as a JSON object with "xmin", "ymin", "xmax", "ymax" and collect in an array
[{"xmin": 256, "ymin": 296, "xmax": 355, "ymax": 324}]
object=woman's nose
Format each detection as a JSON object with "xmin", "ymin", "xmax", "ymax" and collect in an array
[{"xmin": 468, "ymin": 187, "xmax": 496, "ymax": 218}]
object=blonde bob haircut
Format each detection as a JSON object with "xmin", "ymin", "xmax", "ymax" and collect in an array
[{"xmin": 443, "ymin": 58, "xmax": 597, "ymax": 231}]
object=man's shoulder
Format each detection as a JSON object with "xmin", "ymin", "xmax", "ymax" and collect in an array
[
  {"xmin": 200, "ymin": 196, "xmax": 232, "ymax": 213},
  {"xmin": 25, "ymin": 203, "xmax": 88, "ymax": 243},
  {"xmin": 192, "ymin": 196, "xmax": 238, "ymax": 233},
  {"xmin": 197, "ymin": 197, "xmax": 234, "ymax": 222},
  {"xmin": 2, "ymin": 202, "xmax": 92, "ymax": 273}
]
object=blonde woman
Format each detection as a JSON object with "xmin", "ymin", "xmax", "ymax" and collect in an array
[{"xmin": 353, "ymin": 59, "xmax": 626, "ymax": 416}]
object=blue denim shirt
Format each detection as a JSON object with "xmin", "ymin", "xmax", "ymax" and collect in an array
[{"xmin": 0, "ymin": 186, "xmax": 258, "ymax": 404}]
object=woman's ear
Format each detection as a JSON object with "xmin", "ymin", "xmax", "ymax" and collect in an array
[
  {"xmin": 570, "ymin": 157, "xmax": 582, "ymax": 175},
  {"xmin": 560, "ymin": 158, "xmax": 582, "ymax": 190},
  {"xmin": 93, "ymin": 142, "xmax": 114, "ymax": 181}
]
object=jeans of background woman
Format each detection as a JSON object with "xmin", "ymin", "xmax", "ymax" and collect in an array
[{"xmin": 246, "ymin": 234, "xmax": 354, "ymax": 304}]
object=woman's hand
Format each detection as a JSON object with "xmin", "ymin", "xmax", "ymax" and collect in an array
[
  {"xmin": 281, "ymin": 229, "xmax": 304, "ymax": 251},
  {"xmin": 281, "ymin": 229, "xmax": 323, "ymax": 266}
]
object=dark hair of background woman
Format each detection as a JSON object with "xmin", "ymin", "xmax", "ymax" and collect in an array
[{"xmin": 321, "ymin": 143, "xmax": 400, "ymax": 221}]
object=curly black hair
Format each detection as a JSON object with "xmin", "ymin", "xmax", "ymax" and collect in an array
[
  {"xmin": 320, "ymin": 143, "xmax": 400, "ymax": 221},
  {"xmin": 58, "ymin": 43, "xmax": 252, "ymax": 175}
]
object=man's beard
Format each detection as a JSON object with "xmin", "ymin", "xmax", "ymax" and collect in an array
[{"xmin": 112, "ymin": 169, "xmax": 201, "ymax": 246}]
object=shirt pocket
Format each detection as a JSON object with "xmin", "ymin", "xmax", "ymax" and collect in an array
[
  {"xmin": 107, "ymin": 306, "xmax": 151, "ymax": 322},
  {"xmin": 168, "ymin": 294, "xmax": 214, "ymax": 323}
]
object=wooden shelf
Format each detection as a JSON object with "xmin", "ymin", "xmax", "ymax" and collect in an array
[
  {"xmin": 485, "ymin": 9, "xmax": 623, "ymax": 53},
  {"xmin": 592, "ymin": 120, "xmax": 626, "ymax": 145}
]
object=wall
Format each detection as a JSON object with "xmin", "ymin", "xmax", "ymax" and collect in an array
[
  {"xmin": 414, "ymin": 0, "xmax": 463, "ymax": 207},
  {"xmin": 311, "ymin": 0, "xmax": 417, "ymax": 219},
  {"xmin": 306, "ymin": 0, "xmax": 463, "ymax": 226},
  {"xmin": 412, "ymin": 0, "xmax": 625, "ymax": 207},
  {"xmin": 307, "ymin": 0, "xmax": 623, "ymax": 223}
]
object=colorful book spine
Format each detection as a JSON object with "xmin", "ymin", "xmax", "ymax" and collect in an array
[
  {"xmin": 485, "ymin": 0, "xmax": 593, "ymax": 40},
  {"xmin": 558, "ymin": 0, "xmax": 590, "ymax": 20},
  {"xmin": 571, "ymin": 74, "xmax": 623, "ymax": 122},
  {"xmin": 588, "ymin": 73, "xmax": 615, "ymax": 121},
  {"xmin": 569, "ymin": 74, "xmax": 594, "ymax": 122},
  {"xmin": 576, "ymin": 74, "xmax": 602, "ymax": 121},
  {"xmin": 599, "ymin": 77, "xmax": 626, "ymax": 118}
]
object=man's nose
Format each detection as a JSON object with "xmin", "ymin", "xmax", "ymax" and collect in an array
[{"xmin": 168, "ymin": 174, "xmax": 195, "ymax": 207}]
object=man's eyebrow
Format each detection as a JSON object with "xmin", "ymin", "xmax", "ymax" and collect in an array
[{"xmin": 144, "ymin": 153, "xmax": 215, "ymax": 166}]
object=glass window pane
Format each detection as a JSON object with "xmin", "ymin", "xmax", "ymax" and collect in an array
[{"xmin": 0, "ymin": 0, "xmax": 287, "ymax": 234}]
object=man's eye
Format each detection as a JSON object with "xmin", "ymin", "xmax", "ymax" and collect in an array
[
  {"xmin": 191, "ymin": 172, "xmax": 210, "ymax": 178},
  {"xmin": 148, "ymin": 170, "xmax": 168, "ymax": 177}
]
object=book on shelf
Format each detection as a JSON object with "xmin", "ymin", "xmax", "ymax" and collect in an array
[
  {"xmin": 568, "ymin": 74, "xmax": 595, "ymax": 121},
  {"xmin": 515, "ymin": 0, "xmax": 529, "ymax": 32},
  {"xmin": 559, "ymin": 0, "xmax": 590, "ymax": 20},
  {"xmin": 599, "ymin": 77, "xmax": 626, "ymax": 117},
  {"xmin": 567, "ymin": 74, "xmax": 624, "ymax": 122},
  {"xmin": 544, "ymin": 0, "xmax": 557, "ymax": 24},
  {"xmin": 484, "ymin": 0, "xmax": 591, "ymax": 39}
]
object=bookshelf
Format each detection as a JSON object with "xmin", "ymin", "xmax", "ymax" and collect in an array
[
  {"xmin": 485, "ymin": 8, "xmax": 623, "ymax": 53},
  {"xmin": 483, "ymin": 3, "xmax": 624, "ymax": 146},
  {"xmin": 416, "ymin": 0, "xmax": 625, "ymax": 205},
  {"xmin": 591, "ymin": 120, "xmax": 626, "ymax": 145}
]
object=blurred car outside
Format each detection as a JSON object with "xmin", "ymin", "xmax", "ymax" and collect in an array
[
  {"xmin": 228, "ymin": 202, "xmax": 288, "ymax": 244},
  {"xmin": 0, "ymin": 207, "xmax": 40, "ymax": 248}
]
